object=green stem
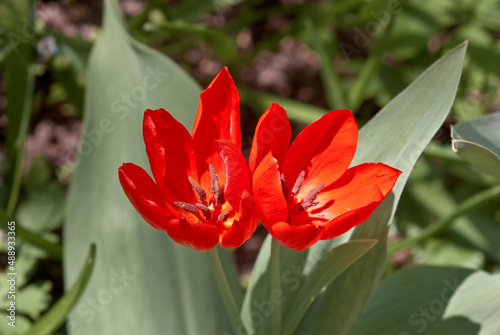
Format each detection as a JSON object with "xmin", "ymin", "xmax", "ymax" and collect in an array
[
  {"xmin": 271, "ymin": 238, "xmax": 282, "ymax": 335},
  {"xmin": 6, "ymin": 64, "xmax": 34, "ymax": 217},
  {"xmin": 388, "ymin": 184, "xmax": 500, "ymax": 255},
  {"xmin": 208, "ymin": 247, "xmax": 244, "ymax": 334}
]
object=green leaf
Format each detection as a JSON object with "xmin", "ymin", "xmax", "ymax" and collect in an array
[
  {"xmin": 451, "ymin": 113, "xmax": 500, "ymax": 179},
  {"xmin": 0, "ymin": 313, "xmax": 31, "ymax": 334},
  {"xmin": 348, "ymin": 265, "xmax": 474, "ymax": 335},
  {"xmin": 283, "ymin": 240, "xmax": 377, "ymax": 335},
  {"xmin": 24, "ymin": 243, "xmax": 96, "ymax": 335},
  {"xmin": 16, "ymin": 281, "xmax": 53, "ymax": 319},
  {"xmin": 63, "ymin": 1, "xmax": 239, "ymax": 334},
  {"xmin": 294, "ymin": 195, "xmax": 394, "ymax": 335},
  {"xmin": 444, "ymin": 271, "xmax": 500, "ymax": 334}
]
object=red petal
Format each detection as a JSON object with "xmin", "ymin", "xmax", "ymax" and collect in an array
[
  {"xmin": 252, "ymin": 152, "xmax": 289, "ymax": 229},
  {"xmin": 192, "ymin": 67, "xmax": 240, "ymax": 188},
  {"xmin": 270, "ymin": 221, "xmax": 324, "ymax": 251},
  {"xmin": 216, "ymin": 140, "xmax": 251, "ymax": 212},
  {"xmin": 319, "ymin": 195, "xmax": 380, "ymax": 240},
  {"xmin": 219, "ymin": 191, "xmax": 259, "ymax": 248},
  {"xmin": 248, "ymin": 103, "xmax": 291, "ymax": 176},
  {"xmin": 282, "ymin": 110, "xmax": 357, "ymax": 194},
  {"xmin": 118, "ymin": 163, "xmax": 176, "ymax": 232},
  {"xmin": 165, "ymin": 218, "xmax": 219, "ymax": 251},
  {"xmin": 143, "ymin": 109, "xmax": 197, "ymax": 203},
  {"xmin": 312, "ymin": 163, "xmax": 401, "ymax": 239}
]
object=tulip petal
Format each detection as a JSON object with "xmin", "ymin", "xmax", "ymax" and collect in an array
[
  {"xmin": 248, "ymin": 103, "xmax": 291, "ymax": 176},
  {"xmin": 282, "ymin": 109, "xmax": 357, "ymax": 194},
  {"xmin": 319, "ymin": 194, "xmax": 380, "ymax": 240},
  {"xmin": 252, "ymin": 152, "xmax": 289, "ymax": 228},
  {"xmin": 216, "ymin": 140, "xmax": 251, "ymax": 212},
  {"xmin": 270, "ymin": 221, "xmax": 324, "ymax": 251},
  {"xmin": 219, "ymin": 191, "xmax": 258, "ymax": 248},
  {"xmin": 165, "ymin": 218, "xmax": 220, "ymax": 251},
  {"xmin": 143, "ymin": 109, "xmax": 197, "ymax": 203},
  {"xmin": 312, "ymin": 163, "xmax": 401, "ymax": 239},
  {"xmin": 192, "ymin": 67, "xmax": 240, "ymax": 188},
  {"xmin": 118, "ymin": 163, "xmax": 176, "ymax": 232}
]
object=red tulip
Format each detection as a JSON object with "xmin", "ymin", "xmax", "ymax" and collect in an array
[
  {"xmin": 249, "ymin": 104, "xmax": 402, "ymax": 251},
  {"xmin": 118, "ymin": 68, "xmax": 258, "ymax": 251}
]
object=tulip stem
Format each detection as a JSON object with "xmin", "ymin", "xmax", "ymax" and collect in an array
[
  {"xmin": 270, "ymin": 238, "xmax": 282, "ymax": 335},
  {"xmin": 208, "ymin": 247, "xmax": 243, "ymax": 333}
]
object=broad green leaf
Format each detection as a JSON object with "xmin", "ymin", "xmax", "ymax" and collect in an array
[
  {"xmin": 25, "ymin": 244, "xmax": 96, "ymax": 335},
  {"xmin": 444, "ymin": 271, "xmax": 500, "ymax": 334},
  {"xmin": 294, "ymin": 195, "xmax": 393, "ymax": 335},
  {"xmin": 348, "ymin": 265, "xmax": 474, "ymax": 335},
  {"xmin": 240, "ymin": 195, "xmax": 393, "ymax": 335},
  {"xmin": 284, "ymin": 240, "xmax": 377, "ymax": 335},
  {"xmin": 451, "ymin": 114, "xmax": 500, "ymax": 179},
  {"xmin": 64, "ymin": 1, "xmax": 239, "ymax": 334}
]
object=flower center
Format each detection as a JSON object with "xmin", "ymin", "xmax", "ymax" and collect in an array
[
  {"xmin": 282, "ymin": 170, "xmax": 325, "ymax": 214},
  {"xmin": 173, "ymin": 164, "xmax": 230, "ymax": 225}
]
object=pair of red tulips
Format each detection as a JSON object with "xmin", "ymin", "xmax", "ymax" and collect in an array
[{"xmin": 118, "ymin": 68, "xmax": 401, "ymax": 251}]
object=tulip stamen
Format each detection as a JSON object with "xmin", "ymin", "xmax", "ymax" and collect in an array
[
  {"xmin": 174, "ymin": 202, "xmax": 198, "ymax": 214},
  {"xmin": 188, "ymin": 176, "xmax": 206, "ymax": 202},
  {"xmin": 292, "ymin": 170, "xmax": 306, "ymax": 195},
  {"xmin": 297, "ymin": 201, "xmax": 319, "ymax": 211},
  {"xmin": 209, "ymin": 165, "xmax": 225, "ymax": 205},
  {"xmin": 194, "ymin": 203, "xmax": 212, "ymax": 220},
  {"xmin": 218, "ymin": 211, "xmax": 230, "ymax": 222},
  {"xmin": 297, "ymin": 183, "xmax": 325, "ymax": 211},
  {"xmin": 281, "ymin": 174, "xmax": 289, "ymax": 197},
  {"xmin": 304, "ymin": 183, "xmax": 326, "ymax": 203}
]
